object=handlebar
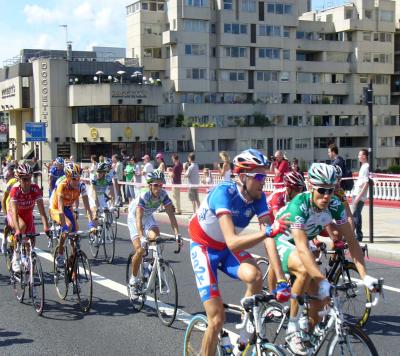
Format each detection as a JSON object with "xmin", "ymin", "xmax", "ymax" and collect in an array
[{"xmin": 366, "ymin": 278, "xmax": 384, "ymax": 308}]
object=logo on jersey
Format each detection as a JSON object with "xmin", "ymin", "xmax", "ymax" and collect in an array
[
  {"xmin": 329, "ymin": 197, "xmax": 341, "ymax": 212},
  {"xmin": 198, "ymin": 208, "xmax": 209, "ymax": 222},
  {"xmin": 228, "ymin": 187, "xmax": 235, "ymax": 195},
  {"xmin": 300, "ymin": 202, "xmax": 308, "ymax": 214},
  {"xmin": 244, "ymin": 209, "xmax": 253, "ymax": 218},
  {"xmin": 295, "ymin": 216, "xmax": 305, "ymax": 224}
]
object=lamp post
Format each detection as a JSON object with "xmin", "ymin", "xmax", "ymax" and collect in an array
[
  {"xmin": 95, "ymin": 70, "xmax": 104, "ymax": 84},
  {"xmin": 117, "ymin": 70, "xmax": 126, "ymax": 84}
]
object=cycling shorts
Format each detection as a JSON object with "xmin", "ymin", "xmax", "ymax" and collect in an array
[
  {"xmin": 49, "ymin": 206, "xmax": 78, "ymax": 233},
  {"xmin": 7, "ymin": 212, "xmax": 35, "ymax": 234},
  {"xmin": 190, "ymin": 241, "xmax": 252, "ymax": 303},
  {"xmin": 127, "ymin": 215, "xmax": 157, "ymax": 241}
]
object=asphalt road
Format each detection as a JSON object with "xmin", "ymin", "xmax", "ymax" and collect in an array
[{"xmin": 0, "ymin": 208, "xmax": 399, "ymax": 356}]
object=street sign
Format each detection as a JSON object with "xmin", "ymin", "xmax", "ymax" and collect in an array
[{"xmin": 25, "ymin": 122, "xmax": 46, "ymax": 142}]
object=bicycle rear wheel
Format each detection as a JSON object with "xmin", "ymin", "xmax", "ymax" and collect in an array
[
  {"xmin": 75, "ymin": 251, "xmax": 93, "ymax": 313},
  {"xmin": 31, "ymin": 254, "xmax": 45, "ymax": 315},
  {"xmin": 184, "ymin": 314, "xmax": 221, "ymax": 356},
  {"xmin": 88, "ymin": 231, "xmax": 99, "ymax": 259},
  {"xmin": 126, "ymin": 252, "xmax": 145, "ymax": 311},
  {"xmin": 326, "ymin": 324, "xmax": 378, "ymax": 356},
  {"xmin": 103, "ymin": 224, "xmax": 115, "ymax": 264},
  {"xmin": 53, "ymin": 245, "xmax": 69, "ymax": 300},
  {"xmin": 333, "ymin": 262, "xmax": 371, "ymax": 326},
  {"xmin": 154, "ymin": 261, "xmax": 178, "ymax": 326}
]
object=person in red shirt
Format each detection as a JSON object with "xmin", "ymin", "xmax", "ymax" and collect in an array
[
  {"xmin": 270, "ymin": 150, "xmax": 290, "ymax": 188},
  {"xmin": 8, "ymin": 163, "xmax": 49, "ymax": 272}
]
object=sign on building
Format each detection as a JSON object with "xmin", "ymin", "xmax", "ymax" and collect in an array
[{"xmin": 25, "ymin": 122, "xmax": 46, "ymax": 142}]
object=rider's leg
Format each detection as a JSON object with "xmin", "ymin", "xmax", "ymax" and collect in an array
[
  {"xmin": 131, "ymin": 238, "xmax": 144, "ymax": 277},
  {"xmin": 202, "ymin": 297, "xmax": 225, "ymax": 356},
  {"xmin": 307, "ymin": 278, "xmax": 325, "ymax": 328},
  {"xmin": 237, "ymin": 258, "xmax": 263, "ymax": 297}
]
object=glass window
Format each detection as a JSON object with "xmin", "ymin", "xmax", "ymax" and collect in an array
[
  {"xmin": 119, "ymin": 106, "xmax": 128, "ymax": 122},
  {"xmin": 142, "ymin": 2, "xmax": 148, "ymax": 10},
  {"xmin": 380, "ymin": 10, "xmax": 394, "ymax": 22},
  {"xmin": 150, "ymin": 2, "xmax": 157, "ymax": 11},
  {"xmin": 283, "ymin": 49, "xmax": 290, "ymax": 60},
  {"xmin": 363, "ymin": 32, "xmax": 371, "ymax": 41},
  {"xmin": 283, "ymin": 26, "xmax": 290, "ymax": 38},
  {"xmin": 224, "ymin": 0, "xmax": 232, "ymax": 10},
  {"xmin": 267, "ymin": 3, "xmax": 274, "ymax": 13},
  {"xmin": 275, "ymin": 3, "xmax": 283, "ymax": 14},
  {"xmin": 284, "ymin": 4, "xmax": 292, "ymax": 14}
]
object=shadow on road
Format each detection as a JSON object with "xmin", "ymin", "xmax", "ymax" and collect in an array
[
  {"xmin": 364, "ymin": 315, "xmax": 400, "ymax": 337},
  {"xmin": 0, "ymin": 328, "xmax": 33, "ymax": 347}
]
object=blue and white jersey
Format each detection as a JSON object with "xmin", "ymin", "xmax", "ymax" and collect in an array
[
  {"xmin": 189, "ymin": 182, "xmax": 269, "ymax": 250},
  {"xmin": 49, "ymin": 167, "xmax": 64, "ymax": 190},
  {"xmin": 91, "ymin": 176, "xmax": 113, "ymax": 195},
  {"xmin": 128, "ymin": 189, "xmax": 172, "ymax": 219}
]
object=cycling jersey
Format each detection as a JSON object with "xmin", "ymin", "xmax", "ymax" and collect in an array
[
  {"xmin": 49, "ymin": 167, "xmax": 64, "ymax": 191},
  {"xmin": 267, "ymin": 187, "xmax": 287, "ymax": 220},
  {"xmin": 52, "ymin": 175, "xmax": 88, "ymax": 198},
  {"xmin": 50, "ymin": 179, "xmax": 81, "ymax": 210},
  {"xmin": 189, "ymin": 182, "xmax": 269, "ymax": 250},
  {"xmin": 90, "ymin": 176, "xmax": 113, "ymax": 208},
  {"xmin": 4, "ymin": 177, "xmax": 18, "ymax": 212},
  {"xmin": 8, "ymin": 183, "xmax": 42, "ymax": 234}
]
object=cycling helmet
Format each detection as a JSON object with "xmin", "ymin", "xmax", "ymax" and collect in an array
[
  {"xmin": 232, "ymin": 149, "xmax": 269, "ymax": 174},
  {"xmin": 97, "ymin": 162, "xmax": 109, "ymax": 172},
  {"xmin": 332, "ymin": 164, "xmax": 343, "ymax": 179},
  {"xmin": 55, "ymin": 157, "xmax": 64, "ymax": 165},
  {"xmin": 146, "ymin": 170, "xmax": 166, "ymax": 184},
  {"xmin": 64, "ymin": 162, "xmax": 81, "ymax": 178},
  {"xmin": 16, "ymin": 163, "xmax": 33, "ymax": 177},
  {"xmin": 308, "ymin": 163, "xmax": 337, "ymax": 186},
  {"xmin": 284, "ymin": 171, "xmax": 305, "ymax": 188}
]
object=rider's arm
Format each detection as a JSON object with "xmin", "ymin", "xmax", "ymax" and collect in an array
[
  {"xmin": 292, "ymin": 228, "xmax": 325, "ymax": 281},
  {"xmin": 136, "ymin": 207, "xmax": 145, "ymax": 240},
  {"xmin": 9, "ymin": 199, "xmax": 21, "ymax": 233},
  {"xmin": 165, "ymin": 203, "xmax": 179, "ymax": 235},
  {"xmin": 336, "ymin": 222, "xmax": 367, "ymax": 279},
  {"xmin": 57, "ymin": 194, "xmax": 67, "ymax": 227},
  {"xmin": 36, "ymin": 198, "xmax": 49, "ymax": 231},
  {"xmin": 2, "ymin": 190, "xmax": 9, "ymax": 211},
  {"xmin": 92, "ymin": 185, "xmax": 99, "ymax": 207},
  {"xmin": 81, "ymin": 194, "xmax": 94, "ymax": 222}
]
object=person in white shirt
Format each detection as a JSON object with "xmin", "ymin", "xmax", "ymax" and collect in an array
[
  {"xmin": 141, "ymin": 154, "xmax": 154, "ymax": 179},
  {"xmin": 184, "ymin": 152, "xmax": 200, "ymax": 213},
  {"xmin": 352, "ymin": 149, "xmax": 369, "ymax": 241}
]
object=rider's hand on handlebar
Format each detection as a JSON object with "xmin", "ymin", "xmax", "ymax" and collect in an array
[
  {"xmin": 175, "ymin": 234, "xmax": 183, "ymax": 246},
  {"xmin": 363, "ymin": 275, "xmax": 379, "ymax": 292},
  {"xmin": 265, "ymin": 213, "xmax": 291, "ymax": 238},
  {"xmin": 273, "ymin": 280, "xmax": 291, "ymax": 303},
  {"xmin": 45, "ymin": 229, "xmax": 51, "ymax": 238}
]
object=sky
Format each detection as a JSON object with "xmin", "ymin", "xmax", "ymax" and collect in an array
[{"xmin": 0, "ymin": 0, "xmax": 348, "ymax": 67}]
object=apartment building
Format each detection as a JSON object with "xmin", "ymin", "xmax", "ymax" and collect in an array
[{"xmin": 127, "ymin": 0, "xmax": 400, "ymax": 169}]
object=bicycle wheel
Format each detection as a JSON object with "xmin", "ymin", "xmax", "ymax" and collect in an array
[
  {"xmin": 12, "ymin": 267, "xmax": 26, "ymax": 303},
  {"xmin": 154, "ymin": 261, "xmax": 178, "ymax": 326},
  {"xmin": 31, "ymin": 254, "xmax": 45, "ymax": 315},
  {"xmin": 184, "ymin": 314, "xmax": 221, "ymax": 356},
  {"xmin": 256, "ymin": 257, "xmax": 270, "ymax": 289},
  {"xmin": 112, "ymin": 210, "xmax": 118, "ymax": 237},
  {"xmin": 75, "ymin": 251, "xmax": 93, "ymax": 313},
  {"xmin": 53, "ymin": 245, "xmax": 69, "ymax": 300},
  {"xmin": 126, "ymin": 252, "xmax": 145, "ymax": 312},
  {"xmin": 260, "ymin": 301, "xmax": 288, "ymax": 345},
  {"xmin": 333, "ymin": 262, "xmax": 371, "ymax": 326},
  {"xmin": 88, "ymin": 230, "xmax": 99, "ymax": 259},
  {"xmin": 245, "ymin": 341, "xmax": 286, "ymax": 356},
  {"xmin": 103, "ymin": 224, "xmax": 115, "ymax": 264},
  {"xmin": 326, "ymin": 324, "xmax": 378, "ymax": 356}
]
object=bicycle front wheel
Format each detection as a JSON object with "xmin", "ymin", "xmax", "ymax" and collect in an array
[
  {"xmin": 31, "ymin": 254, "xmax": 45, "ymax": 315},
  {"xmin": 245, "ymin": 341, "xmax": 286, "ymax": 356},
  {"xmin": 154, "ymin": 261, "xmax": 178, "ymax": 326},
  {"xmin": 12, "ymin": 268, "xmax": 26, "ymax": 303},
  {"xmin": 333, "ymin": 262, "xmax": 371, "ymax": 326},
  {"xmin": 53, "ymin": 245, "xmax": 69, "ymax": 300},
  {"xmin": 103, "ymin": 224, "xmax": 115, "ymax": 264},
  {"xmin": 88, "ymin": 231, "xmax": 99, "ymax": 259},
  {"xmin": 184, "ymin": 314, "xmax": 221, "ymax": 356},
  {"xmin": 326, "ymin": 324, "xmax": 378, "ymax": 356},
  {"xmin": 125, "ymin": 252, "xmax": 145, "ymax": 312},
  {"xmin": 75, "ymin": 251, "xmax": 93, "ymax": 313}
]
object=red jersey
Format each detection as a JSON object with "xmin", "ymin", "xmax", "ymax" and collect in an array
[
  {"xmin": 9, "ymin": 183, "xmax": 43, "ymax": 219},
  {"xmin": 267, "ymin": 188, "xmax": 288, "ymax": 221}
]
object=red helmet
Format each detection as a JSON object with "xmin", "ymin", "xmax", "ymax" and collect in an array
[
  {"xmin": 284, "ymin": 171, "xmax": 305, "ymax": 188},
  {"xmin": 16, "ymin": 163, "xmax": 33, "ymax": 178}
]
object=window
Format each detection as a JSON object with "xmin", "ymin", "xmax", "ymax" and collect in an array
[
  {"xmin": 283, "ymin": 50, "xmax": 290, "ymax": 60},
  {"xmin": 224, "ymin": 23, "xmax": 247, "ymax": 34},
  {"xmin": 266, "ymin": 3, "xmax": 291, "ymax": 14},
  {"xmin": 314, "ymin": 137, "xmax": 335, "ymax": 148},
  {"xmin": 144, "ymin": 47, "xmax": 162, "ymax": 58},
  {"xmin": 374, "ymin": 95, "xmax": 389, "ymax": 105},
  {"xmin": 142, "ymin": 2, "xmax": 148, "ymax": 10},
  {"xmin": 218, "ymin": 139, "xmax": 235, "ymax": 151},
  {"xmin": 184, "ymin": 19, "xmax": 208, "ymax": 32},
  {"xmin": 383, "ymin": 116, "xmax": 397, "ymax": 125},
  {"xmin": 228, "ymin": 71, "xmax": 245, "ymax": 81},
  {"xmin": 144, "ymin": 23, "xmax": 162, "ymax": 35},
  {"xmin": 259, "ymin": 25, "xmax": 281, "ymax": 37},
  {"xmin": 280, "ymin": 71, "xmax": 289, "ymax": 82},
  {"xmin": 177, "ymin": 140, "xmax": 193, "ymax": 152},
  {"xmin": 259, "ymin": 48, "xmax": 280, "ymax": 59},
  {"xmin": 345, "ymin": 9, "xmax": 352, "ymax": 19},
  {"xmin": 380, "ymin": 10, "xmax": 394, "ymax": 22},
  {"xmin": 283, "ymin": 26, "xmax": 290, "ymax": 38},
  {"xmin": 149, "ymin": 2, "xmax": 157, "ymax": 11},
  {"xmin": 251, "ymin": 139, "xmax": 264, "ymax": 149},
  {"xmin": 211, "ymin": 23, "xmax": 216, "ymax": 33},
  {"xmin": 242, "ymin": 0, "xmax": 256, "ymax": 12},
  {"xmin": 211, "ymin": 47, "xmax": 216, "ymax": 57},
  {"xmin": 295, "ymin": 138, "xmax": 310, "ymax": 149},
  {"xmin": 225, "ymin": 46, "xmax": 247, "ymax": 57},
  {"xmin": 150, "ymin": 71, "xmax": 160, "ymax": 79},
  {"xmin": 363, "ymin": 32, "xmax": 371, "ymax": 41},
  {"xmin": 365, "ymin": 9, "xmax": 372, "ymax": 19},
  {"xmin": 256, "ymin": 71, "xmax": 278, "ymax": 81},
  {"xmin": 186, "ymin": 68, "xmax": 207, "ymax": 79},
  {"xmin": 185, "ymin": 44, "xmax": 207, "ymax": 55},
  {"xmin": 186, "ymin": 0, "xmax": 208, "ymax": 7},
  {"xmin": 379, "ymin": 137, "xmax": 393, "ymax": 147},
  {"xmin": 224, "ymin": 0, "xmax": 233, "ymax": 10},
  {"xmin": 277, "ymin": 138, "xmax": 292, "ymax": 150},
  {"xmin": 197, "ymin": 140, "xmax": 215, "ymax": 152}
]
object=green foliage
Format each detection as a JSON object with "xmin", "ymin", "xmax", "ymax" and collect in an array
[
  {"xmin": 176, "ymin": 114, "xmax": 184, "ymax": 127},
  {"xmin": 252, "ymin": 112, "xmax": 272, "ymax": 127},
  {"xmin": 387, "ymin": 165, "xmax": 400, "ymax": 174}
]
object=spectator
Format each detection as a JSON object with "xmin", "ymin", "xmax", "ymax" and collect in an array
[
  {"xmin": 156, "ymin": 152, "xmax": 166, "ymax": 173},
  {"xmin": 89, "ymin": 155, "xmax": 98, "ymax": 180},
  {"xmin": 185, "ymin": 153, "xmax": 200, "ymax": 213},
  {"xmin": 201, "ymin": 167, "xmax": 214, "ymax": 185},
  {"xmin": 171, "ymin": 153, "xmax": 183, "ymax": 214},
  {"xmin": 352, "ymin": 149, "xmax": 369, "ymax": 242},
  {"xmin": 217, "ymin": 151, "xmax": 231, "ymax": 182},
  {"xmin": 124, "ymin": 157, "xmax": 136, "ymax": 203},
  {"xmin": 141, "ymin": 154, "xmax": 154, "ymax": 178},
  {"xmin": 328, "ymin": 143, "xmax": 353, "ymax": 192},
  {"xmin": 98, "ymin": 155, "xmax": 105, "ymax": 163},
  {"xmin": 121, "ymin": 149, "xmax": 130, "ymax": 169},
  {"xmin": 291, "ymin": 158, "xmax": 304, "ymax": 178},
  {"xmin": 270, "ymin": 150, "xmax": 289, "ymax": 187},
  {"xmin": 112, "ymin": 154, "xmax": 124, "ymax": 207},
  {"xmin": 31, "ymin": 157, "xmax": 40, "ymax": 185}
]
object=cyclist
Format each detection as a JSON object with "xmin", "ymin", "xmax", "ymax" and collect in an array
[
  {"xmin": 8, "ymin": 163, "xmax": 49, "ymax": 272},
  {"xmin": 127, "ymin": 170, "xmax": 181, "ymax": 296},
  {"xmin": 49, "ymin": 163, "xmax": 96, "ymax": 267},
  {"xmin": 2, "ymin": 168, "xmax": 18, "ymax": 217},
  {"xmin": 89, "ymin": 162, "xmax": 115, "ymax": 219},
  {"xmin": 188, "ymin": 149, "xmax": 291, "ymax": 356},
  {"xmin": 48, "ymin": 157, "xmax": 64, "ymax": 197},
  {"xmin": 274, "ymin": 163, "xmax": 378, "ymax": 355}
]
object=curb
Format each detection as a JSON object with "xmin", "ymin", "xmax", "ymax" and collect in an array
[{"xmin": 363, "ymin": 243, "xmax": 400, "ymax": 263}]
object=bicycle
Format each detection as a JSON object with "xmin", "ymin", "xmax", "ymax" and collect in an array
[
  {"xmin": 184, "ymin": 293, "xmax": 286, "ymax": 355},
  {"xmin": 257, "ymin": 240, "xmax": 371, "ymax": 326},
  {"xmin": 47, "ymin": 217, "xmax": 61, "ymax": 253},
  {"xmin": 8, "ymin": 233, "xmax": 45, "ymax": 316},
  {"xmin": 53, "ymin": 232, "xmax": 93, "ymax": 313},
  {"xmin": 88, "ymin": 207, "xmax": 117, "ymax": 263},
  {"xmin": 262, "ymin": 279, "xmax": 383, "ymax": 356},
  {"xmin": 126, "ymin": 235, "xmax": 182, "ymax": 326}
]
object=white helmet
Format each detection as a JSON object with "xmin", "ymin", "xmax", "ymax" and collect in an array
[{"xmin": 308, "ymin": 163, "xmax": 337, "ymax": 186}]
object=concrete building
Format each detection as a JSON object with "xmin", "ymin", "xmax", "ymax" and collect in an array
[
  {"xmin": 0, "ymin": 47, "xmax": 163, "ymax": 161},
  {"xmin": 126, "ymin": 0, "xmax": 399, "ymax": 169}
]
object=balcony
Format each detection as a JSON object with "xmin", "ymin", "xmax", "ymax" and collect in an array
[
  {"xmin": 296, "ymin": 61, "xmax": 351, "ymax": 73},
  {"xmin": 162, "ymin": 31, "xmax": 178, "ymax": 45}
]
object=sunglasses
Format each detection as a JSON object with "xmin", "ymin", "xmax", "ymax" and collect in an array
[
  {"xmin": 150, "ymin": 183, "xmax": 163, "ymax": 188},
  {"xmin": 245, "ymin": 173, "xmax": 267, "ymax": 182},
  {"xmin": 21, "ymin": 177, "xmax": 32, "ymax": 182},
  {"xmin": 70, "ymin": 177, "xmax": 80, "ymax": 181},
  {"xmin": 314, "ymin": 187, "xmax": 335, "ymax": 195}
]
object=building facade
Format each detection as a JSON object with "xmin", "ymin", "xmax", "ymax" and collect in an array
[{"xmin": 127, "ymin": 0, "xmax": 400, "ymax": 169}]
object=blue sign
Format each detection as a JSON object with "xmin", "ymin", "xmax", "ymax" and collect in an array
[{"xmin": 25, "ymin": 122, "xmax": 46, "ymax": 142}]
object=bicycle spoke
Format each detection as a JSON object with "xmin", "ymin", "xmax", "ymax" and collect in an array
[
  {"xmin": 53, "ymin": 245, "xmax": 69, "ymax": 300},
  {"xmin": 75, "ymin": 252, "xmax": 93, "ymax": 313},
  {"xmin": 31, "ymin": 256, "xmax": 45, "ymax": 315},
  {"xmin": 126, "ymin": 253, "xmax": 145, "ymax": 312},
  {"xmin": 103, "ymin": 225, "xmax": 115, "ymax": 264}
]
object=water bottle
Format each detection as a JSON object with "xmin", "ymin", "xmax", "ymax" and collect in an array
[
  {"xmin": 234, "ymin": 317, "xmax": 253, "ymax": 355},
  {"xmin": 220, "ymin": 330, "xmax": 233, "ymax": 355}
]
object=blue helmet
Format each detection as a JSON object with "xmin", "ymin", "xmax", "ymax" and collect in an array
[
  {"xmin": 232, "ymin": 149, "xmax": 269, "ymax": 173},
  {"xmin": 55, "ymin": 157, "xmax": 64, "ymax": 165}
]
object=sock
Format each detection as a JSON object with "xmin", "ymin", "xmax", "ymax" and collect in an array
[{"xmin": 287, "ymin": 317, "xmax": 299, "ymax": 334}]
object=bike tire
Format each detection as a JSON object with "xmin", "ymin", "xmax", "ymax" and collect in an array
[
  {"xmin": 126, "ymin": 252, "xmax": 145, "ymax": 312},
  {"xmin": 53, "ymin": 245, "xmax": 69, "ymax": 300},
  {"xmin": 112, "ymin": 210, "xmax": 118, "ymax": 237},
  {"xmin": 332, "ymin": 262, "xmax": 371, "ymax": 327},
  {"xmin": 31, "ymin": 253, "xmax": 45, "ymax": 315},
  {"xmin": 12, "ymin": 265, "xmax": 26, "ymax": 303},
  {"xmin": 88, "ymin": 231, "xmax": 99, "ymax": 259},
  {"xmin": 184, "ymin": 314, "xmax": 222, "ymax": 356},
  {"xmin": 326, "ymin": 323, "xmax": 378, "ymax": 356},
  {"xmin": 103, "ymin": 224, "xmax": 115, "ymax": 264},
  {"xmin": 256, "ymin": 256, "xmax": 270, "ymax": 285},
  {"xmin": 75, "ymin": 251, "xmax": 93, "ymax": 313},
  {"xmin": 154, "ymin": 261, "xmax": 178, "ymax": 326},
  {"xmin": 245, "ymin": 341, "xmax": 286, "ymax": 356}
]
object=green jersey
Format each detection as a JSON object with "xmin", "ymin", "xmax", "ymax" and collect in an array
[
  {"xmin": 125, "ymin": 164, "xmax": 135, "ymax": 181},
  {"xmin": 276, "ymin": 191, "xmax": 347, "ymax": 243}
]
